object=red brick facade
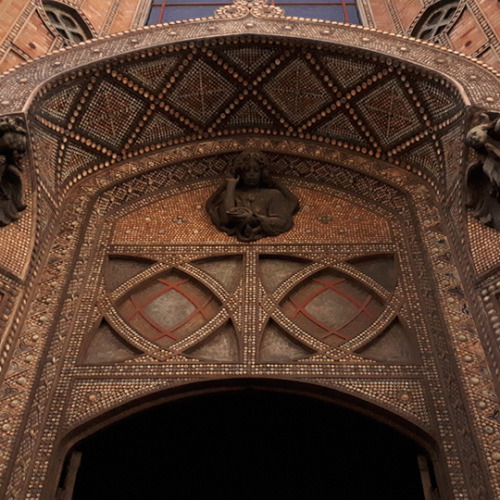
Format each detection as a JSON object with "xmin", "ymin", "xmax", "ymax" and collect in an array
[{"xmin": 2, "ymin": 1, "xmax": 500, "ymax": 74}]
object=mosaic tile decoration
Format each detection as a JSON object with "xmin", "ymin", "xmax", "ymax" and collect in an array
[
  {"xmin": 0, "ymin": 11, "xmax": 500, "ymax": 499},
  {"xmin": 112, "ymin": 184, "xmax": 391, "ymax": 245},
  {"xmin": 27, "ymin": 36, "xmax": 464, "ymax": 202},
  {"xmin": 103, "ymin": 183, "xmax": 399, "ymax": 360},
  {"xmin": 0, "ymin": 140, "xmax": 497, "ymax": 499}
]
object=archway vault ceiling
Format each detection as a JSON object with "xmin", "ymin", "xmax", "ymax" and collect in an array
[{"xmin": 29, "ymin": 35, "xmax": 464, "ymax": 196}]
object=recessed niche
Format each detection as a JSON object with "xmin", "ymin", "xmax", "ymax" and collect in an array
[
  {"xmin": 348, "ymin": 254, "xmax": 398, "ymax": 292},
  {"xmin": 118, "ymin": 269, "xmax": 221, "ymax": 349},
  {"xmin": 191, "ymin": 255, "xmax": 243, "ymax": 293},
  {"xmin": 259, "ymin": 255, "xmax": 311, "ymax": 292},
  {"xmin": 280, "ymin": 269, "xmax": 384, "ymax": 347},
  {"xmin": 356, "ymin": 319, "xmax": 420, "ymax": 364}
]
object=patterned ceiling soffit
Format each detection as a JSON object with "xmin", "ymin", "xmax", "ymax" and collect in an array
[
  {"xmin": 28, "ymin": 36, "xmax": 464, "ymax": 200},
  {"xmin": 1, "ymin": 7, "xmax": 499, "ymax": 200}
]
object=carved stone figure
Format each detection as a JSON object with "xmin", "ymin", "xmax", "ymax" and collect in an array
[
  {"xmin": 206, "ymin": 149, "xmax": 299, "ymax": 242},
  {"xmin": 464, "ymin": 113, "xmax": 500, "ymax": 229},
  {"xmin": 0, "ymin": 117, "xmax": 27, "ymax": 227}
]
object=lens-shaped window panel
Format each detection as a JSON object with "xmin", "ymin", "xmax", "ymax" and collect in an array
[
  {"xmin": 118, "ymin": 269, "xmax": 221, "ymax": 349},
  {"xmin": 280, "ymin": 269, "xmax": 384, "ymax": 347}
]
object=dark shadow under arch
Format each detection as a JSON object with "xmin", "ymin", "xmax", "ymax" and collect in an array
[{"xmin": 55, "ymin": 379, "xmax": 442, "ymax": 500}]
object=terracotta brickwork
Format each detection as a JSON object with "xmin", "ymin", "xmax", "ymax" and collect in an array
[
  {"xmin": 2, "ymin": 1, "xmax": 500, "ymax": 73},
  {"xmin": 363, "ymin": 0, "xmax": 500, "ymax": 70},
  {"xmin": 0, "ymin": 2, "xmax": 56, "ymax": 74},
  {"xmin": 0, "ymin": 0, "xmax": 149, "ymax": 74},
  {"xmin": 0, "ymin": 3, "xmax": 500, "ymax": 499}
]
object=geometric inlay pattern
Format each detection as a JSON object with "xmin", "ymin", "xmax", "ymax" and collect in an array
[
  {"xmin": 3, "ymin": 135, "xmax": 496, "ymax": 500},
  {"xmin": 124, "ymin": 58, "xmax": 180, "ymax": 94},
  {"xmin": 316, "ymin": 111, "xmax": 371, "ymax": 149},
  {"xmin": 259, "ymin": 256, "xmax": 310, "ymax": 293},
  {"xmin": 225, "ymin": 100, "xmax": 276, "ymax": 129},
  {"xmin": 413, "ymin": 79, "xmax": 457, "ymax": 118},
  {"xmin": 185, "ymin": 321, "xmax": 239, "ymax": 362},
  {"xmin": 280, "ymin": 269, "xmax": 385, "ymax": 348},
  {"xmin": 118, "ymin": 269, "xmax": 221, "ymax": 349},
  {"xmin": 37, "ymin": 84, "xmax": 82, "ymax": 126},
  {"xmin": 29, "ymin": 36, "xmax": 464, "ymax": 197},
  {"xmin": 62, "ymin": 142, "xmax": 104, "ymax": 181},
  {"xmin": 224, "ymin": 46, "xmax": 280, "ymax": 75},
  {"xmin": 321, "ymin": 54, "xmax": 377, "ymax": 89},
  {"xmin": 2, "ymin": 15, "xmax": 499, "ymax": 499},
  {"xmin": 31, "ymin": 127, "xmax": 60, "ymax": 193},
  {"xmin": 399, "ymin": 139, "xmax": 441, "ymax": 179},
  {"xmin": 134, "ymin": 113, "xmax": 185, "ymax": 147},
  {"xmin": 167, "ymin": 59, "xmax": 237, "ymax": 124},
  {"xmin": 263, "ymin": 58, "xmax": 331, "ymax": 125},
  {"xmin": 357, "ymin": 79, "xmax": 422, "ymax": 149},
  {"xmin": 259, "ymin": 320, "xmax": 315, "ymax": 362},
  {"xmin": 78, "ymin": 80, "xmax": 147, "ymax": 150}
]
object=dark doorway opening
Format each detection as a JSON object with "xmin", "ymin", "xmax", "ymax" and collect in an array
[{"xmin": 67, "ymin": 389, "xmax": 428, "ymax": 499}]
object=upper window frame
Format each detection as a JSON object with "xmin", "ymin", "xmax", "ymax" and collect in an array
[
  {"xmin": 145, "ymin": 0, "xmax": 362, "ymax": 26},
  {"xmin": 41, "ymin": 0, "xmax": 95, "ymax": 46},
  {"xmin": 410, "ymin": 0, "xmax": 461, "ymax": 42}
]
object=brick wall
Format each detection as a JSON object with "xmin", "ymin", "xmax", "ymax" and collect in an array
[
  {"xmin": 0, "ymin": 0, "xmax": 147, "ymax": 74},
  {"xmin": 1, "ymin": 0, "xmax": 500, "ymax": 73},
  {"xmin": 368, "ymin": 0, "xmax": 500, "ymax": 71}
]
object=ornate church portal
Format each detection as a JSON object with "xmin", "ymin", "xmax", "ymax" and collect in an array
[{"xmin": 0, "ymin": 1, "xmax": 500, "ymax": 498}]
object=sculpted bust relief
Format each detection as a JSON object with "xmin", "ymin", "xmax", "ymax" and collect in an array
[
  {"xmin": 464, "ymin": 114, "xmax": 500, "ymax": 229},
  {"xmin": 206, "ymin": 149, "xmax": 299, "ymax": 241},
  {"xmin": 0, "ymin": 117, "xmax": 27, "ymax": 227}
]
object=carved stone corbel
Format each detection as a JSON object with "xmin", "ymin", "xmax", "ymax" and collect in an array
[
  {"xmin": 0, "ymin": 116, "xmax": 27, "ymax": 227},
  {"xmin": 464, "ymin": 111, "xmax": 500, "ymax": 230}
]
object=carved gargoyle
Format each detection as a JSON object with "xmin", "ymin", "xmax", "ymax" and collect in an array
[
  {"xmin": 464, "ymin": 113, "xmax": 500, "ymax": 230},
  {"xmin": 206, "ymin": 149, "xmax": 299, "ymax": 242},
  {"xmin": 0, "ymin": 116, "xmax": 27, "ymax": 227}
]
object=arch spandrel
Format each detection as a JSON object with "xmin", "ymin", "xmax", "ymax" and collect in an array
[
  {"xmin": 0, "ymin": 11, "xmax": 499, "ymax": 115},
  {"xmin": 1, "ymin": 7, "xmax": 500, "ymax": 500},
  {"xmin": 26, "ymin": 34, "xmax": 464, "ymax": 192},
  {"xmin": 35, "ymin": 146, "xmax": 435, "ymax": 440}
]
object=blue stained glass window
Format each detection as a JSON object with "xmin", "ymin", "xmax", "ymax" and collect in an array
[
  {"xmin": 147, "ymin": 5, "xmax": 162, "ymax": 24},
  {"xmin": 146, "ymin": 0, "xmax": 361, "ymax": 25}
]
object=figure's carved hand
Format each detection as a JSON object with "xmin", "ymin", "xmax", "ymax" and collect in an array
[
  {"xmin": 226, "ymin": 175, "xmax": 239, "ymax": 187},
  {"xmin": 226, "ymin": 206, "xmax": 252, "ymax": 220}
]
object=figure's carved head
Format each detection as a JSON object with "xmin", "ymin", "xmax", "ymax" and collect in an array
[
  {"xmin": 233, "ymin": 149, "xmax": 272, "ymax": 188},
  {"xmin": 465, "ymin": 124, "xmax": 489, "ymax": 148},
  {"xmin": 0, "ymin": 117, "xmax": 27, "ymax": 157}
]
